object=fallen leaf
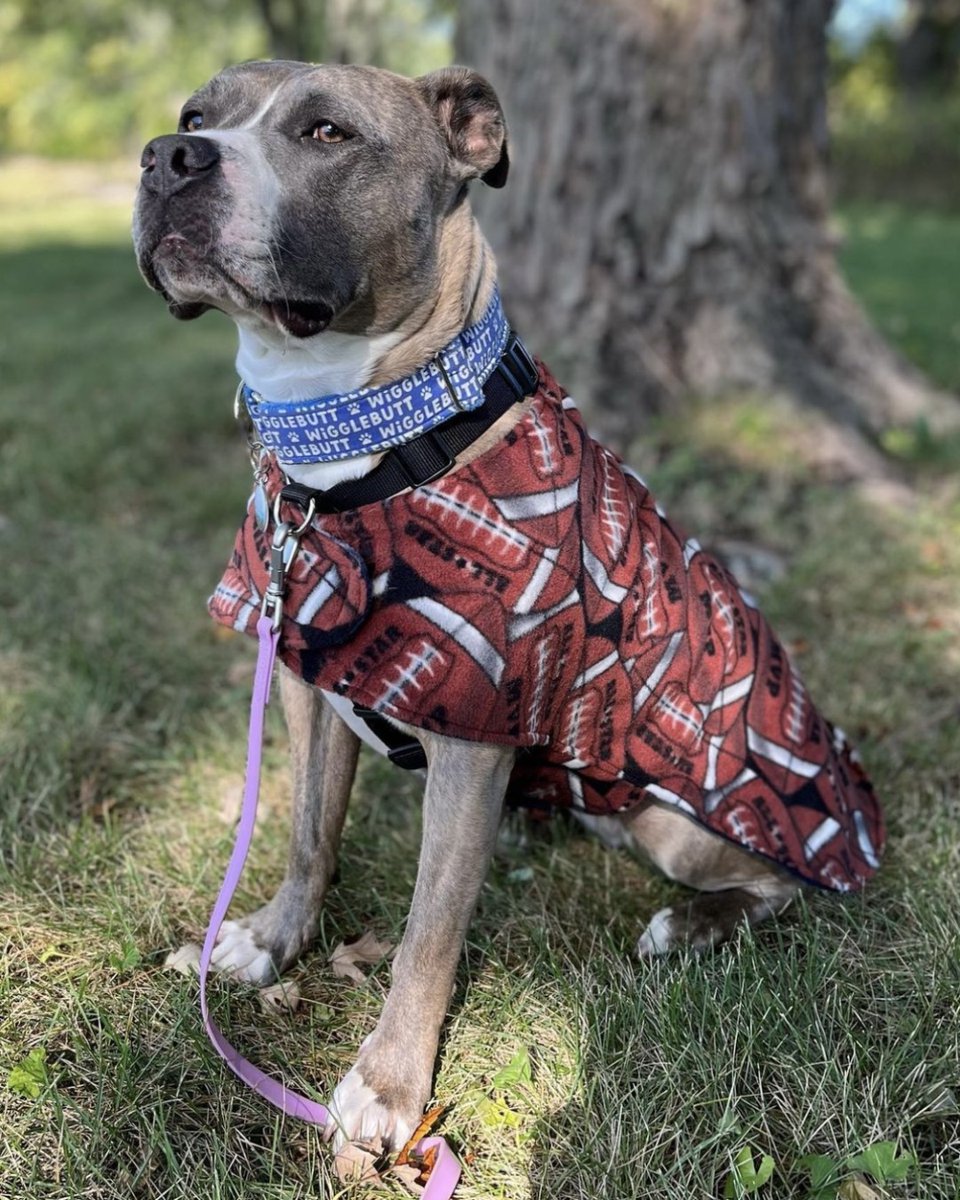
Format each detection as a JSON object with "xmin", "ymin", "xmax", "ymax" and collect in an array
[
  {"xmin": 395, "ymin": 1105, "xmax": 446, "ymax": 1166},
  {"xmin": 421, "ymin": 1144, "xmax": 440, "ymax": 1176},
  {"xmin": 838, "ymin": 1180, "xmax": 878, "ymax": 1200},
  {"xmin": 259, "ymin": 980, "xmax": 301, "ymax": 1014},
  {"xmin": 388, "ymin": 1162, "xmax": 425, "ymax": 1196},
  {"xmin": 164, "ymin": 944, "xmax": 202, "ymax": 976},
  {"xmin": 334, "ymin": 1139, "xmax": 385, "ymax": 1187},
  {"xmin": 329, "ymin": 931, "xmax": 394, "ymax": 984}
]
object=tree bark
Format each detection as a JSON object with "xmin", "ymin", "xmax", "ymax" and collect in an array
[
  {"xmin": 456, "ymin": 0, "xmax": 958, "ymax": 469},
  {"xmin": 254, "ymin": 0, "xmax": 399, "ymax": 66}
]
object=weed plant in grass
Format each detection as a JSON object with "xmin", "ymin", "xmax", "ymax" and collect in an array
[{"xmin": 2, "ymin": 162, "xmax": 959, "ymax": 1198}]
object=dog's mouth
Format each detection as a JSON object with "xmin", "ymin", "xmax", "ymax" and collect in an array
[
  {"xmin": 266, "ymin": 299, "xmax": 334, "ymax": 339},
  {"xmin": 138, "ymin": 226, "xmax": 336, "ymax": 339}
]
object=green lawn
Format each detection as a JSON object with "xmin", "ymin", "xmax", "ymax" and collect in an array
[
  {"xmin": 837, "ymin": 203, "xmax": 960, "ymax": 396},
  {"xmin": 1, "ymin": 160, "xmax": 959, "ymax": 1199}
]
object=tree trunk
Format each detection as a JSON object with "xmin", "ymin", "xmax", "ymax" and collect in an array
[
  {"xmin": 256, "ymin": 0, "xmax": 319, "ymax": 61},
  {"xmin": 254, "ymin": 0, "xmax": 398, "ymax": 66},
  {"xmin": 456, "ymin": 0, "xmax": 958, "ymax": 471}
]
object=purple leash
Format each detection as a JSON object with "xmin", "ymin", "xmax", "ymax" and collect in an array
[{"xmin": 197, "ymin": 512, "xmax": 461, "ymax": 1197}]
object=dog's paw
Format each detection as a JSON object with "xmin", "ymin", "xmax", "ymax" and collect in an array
[
  {"xmin": 636, "ymin": 906, "xmax": 676, "ymax": 958},
  {"xmin": 324, "ymin": 1063, "xmax": 418, "ymax": 1152},
  {"xmin": 210, "ymin": 919, "xmax": 277, "ymax": 984}
]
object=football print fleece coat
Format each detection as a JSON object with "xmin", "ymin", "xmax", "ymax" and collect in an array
[{"xmin": 210, "ymin": 363, "xmax": 884, "ymax": 892}]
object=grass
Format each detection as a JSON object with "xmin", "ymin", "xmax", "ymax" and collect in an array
[
  {"xmin": 836, "ymin": 203, "xmax": 960, "ymax": 397},
  {"xmin": 2, "ymin": 158, "xmax": 959, "ymax": 1199}
]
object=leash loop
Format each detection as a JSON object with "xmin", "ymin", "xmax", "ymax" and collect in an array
[
  {"xmin": 203, "ymin": 513, "xmax": 461, "ymax": 1195},
  {"xmin": 198, "ymin": 615, "xmax": 462, "ymax": 1197}
]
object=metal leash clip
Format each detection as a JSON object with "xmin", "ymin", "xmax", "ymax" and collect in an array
[{"xmin": 260, "ymin": 494, "xmax": 317, "ymax": 630}]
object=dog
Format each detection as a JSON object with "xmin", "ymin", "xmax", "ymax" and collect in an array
[{"xmin": 133, "ymin": 60, "xmax": 883, "ymax": 1153}]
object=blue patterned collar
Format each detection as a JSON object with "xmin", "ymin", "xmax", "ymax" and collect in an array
[{"xmin": 240, "ymin": 290, "xmax": 511, "ymax": 465}]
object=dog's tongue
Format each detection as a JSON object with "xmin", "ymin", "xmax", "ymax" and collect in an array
[{"xmin": 270, "ymin": 300, "xmax": 333, "ymax": 339}]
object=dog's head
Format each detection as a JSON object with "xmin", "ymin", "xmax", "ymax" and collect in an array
[{"xmin": 132, "ymin": 61, "xmax": 508, "ymax": 340}]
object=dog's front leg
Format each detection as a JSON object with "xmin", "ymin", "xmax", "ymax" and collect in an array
[
  {"xmin": 212, "ymin": 666, "xmax": 359, "ymax": 983},
  {"xmin": 327, "ymin": 733, "xmax": 514, "ymax": 1150}
]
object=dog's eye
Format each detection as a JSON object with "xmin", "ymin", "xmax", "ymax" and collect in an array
[
  {"xmin": 182, "ymin": 112, "xmax": 204, "ymax": 133},
  {"xmin": 310, "ymin": 121, "xmax": 349, "ymax": 144}
]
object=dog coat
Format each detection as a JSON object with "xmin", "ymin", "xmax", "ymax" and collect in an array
[{"xmin": 210, "ymin": 362, "xmax": 883, "ymax": 892}]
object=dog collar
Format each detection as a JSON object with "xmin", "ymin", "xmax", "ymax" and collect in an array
[{"xmin": 240, "ymin": 290, "xmax": 511, "ymax": 465}]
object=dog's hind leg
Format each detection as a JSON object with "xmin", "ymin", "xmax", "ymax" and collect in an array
[
  {"xmin": 211, "ymin": 665, "xmax": 359, "ymax": 984},
  {"xmin": 620, "ymin": 803, "xmax": 800, "ymax": 957}
]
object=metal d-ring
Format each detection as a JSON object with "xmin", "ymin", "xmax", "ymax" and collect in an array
[{"xmin": 272, "ymin": 492, "xmax": 317, "ymax": 535}]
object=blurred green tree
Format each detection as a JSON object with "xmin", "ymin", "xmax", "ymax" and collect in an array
[
  {"xmin": 0, "ymin": 0, "xmax": 451, "ymax": 159},
  {"xmin": 896, "ymin": 0, "xmax": 960, "ymax": 91},
  {"xmin": 830, "ymin": 6, "xmax": 960, "ymax": 205},
  {"xmin": 0, "ymin": 0, "xmax": 264, "ymax": 157}
]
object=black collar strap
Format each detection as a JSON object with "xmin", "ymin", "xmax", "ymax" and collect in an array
[{"xmin": 277, "ymin": 332, "xmax": 539, "ymax": 516}]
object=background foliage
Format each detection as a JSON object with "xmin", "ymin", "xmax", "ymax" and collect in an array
[
  {"xmin": 3, "ymin": 0, "xmax": 958, "ymax": 212},
  {"xmin": 0, "ymin": 0, "xmax": 453, "ymax": 159},
  {"xmin": 831, "ymin": 16, "xmax": 960, "ymax": 207}
]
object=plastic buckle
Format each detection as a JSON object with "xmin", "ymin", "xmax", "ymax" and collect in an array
[
  {"xmin": 500, "ymin": 334, "xmax": 539, "ymax": 398},
  {"xmin": 387, "ymin": 741, "xmax": 428, "ymax": 770},
  {"xmin": 395, "ymin": 431, "xmax": 455, "ymax": 490}
]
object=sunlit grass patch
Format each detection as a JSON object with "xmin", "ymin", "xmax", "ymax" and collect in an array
[
  {"xmin": 837, "ymin": 203, "xmax": 960, "ymax": 396},
  {"xmin": 0, "ymin": 156, "xmax": 138, "ymax": 246},
  {"xmin": 2, "ymin": 163, "xmax": 959, "ymax": 1198}
]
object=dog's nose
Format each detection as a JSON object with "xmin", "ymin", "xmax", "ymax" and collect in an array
[{"xmin": 139, "ymin": 134, "xmax": 220, "ymax": 198}]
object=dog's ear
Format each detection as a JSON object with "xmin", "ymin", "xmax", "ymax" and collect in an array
[{"xmin": 417, "ymin": 66, "xmax": 509, "ymax": 188}]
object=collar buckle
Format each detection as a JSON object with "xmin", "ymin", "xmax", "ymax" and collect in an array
[
  {"xmin": 497, "ymin": 334, "xmax": 539, "ymax": 399},
  {"xmin": 394, "ymin": 430, "xmax": 455, "ymax": 490}
]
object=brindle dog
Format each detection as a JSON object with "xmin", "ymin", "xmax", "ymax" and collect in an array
[{"xmin": 134, "ymin": 61, "xmax": 799, "ymax": 1151}]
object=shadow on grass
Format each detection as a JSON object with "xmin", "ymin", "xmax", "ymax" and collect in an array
[
  {"xmin": 520, "ymin": 431, "xmax": 960, "ymax": 1198},
  {"xmin": 0, "ymin": 241, "xmax": 251, "ymax": 846},
  {"xmin": 2, "ymin": 240, "xmax": 959, "ymax": 1197}
]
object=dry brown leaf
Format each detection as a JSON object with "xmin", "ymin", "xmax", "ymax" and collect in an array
[
  {"xmin": 163, "ymin": 943, "xmax": 201, "ymax": 976},
  {"xmin": 329, "ymin": 930, "xmax": 395, "ymax": 984},
  {"xmin": 258, "ymin": 980, "xmax": 301, "ymax": 1014},
  {"xmin": 333, "ymin": 1139, "xmax": 385, "ymax": 1187},
  {"xmin": 395, "ymin": 1106, "xmax": 446, "ymax": 1167},
  {"xmin": 388, "ymin": 1162, "xmax": 425, "ymax": 1196},
  {"xmin": 838, "ymin": 1180, "xmax": 879, "ymax": 1200},
  {"xmin": 417, "ymin": 1144, "xmax": 439, "ymax": 1183}
]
